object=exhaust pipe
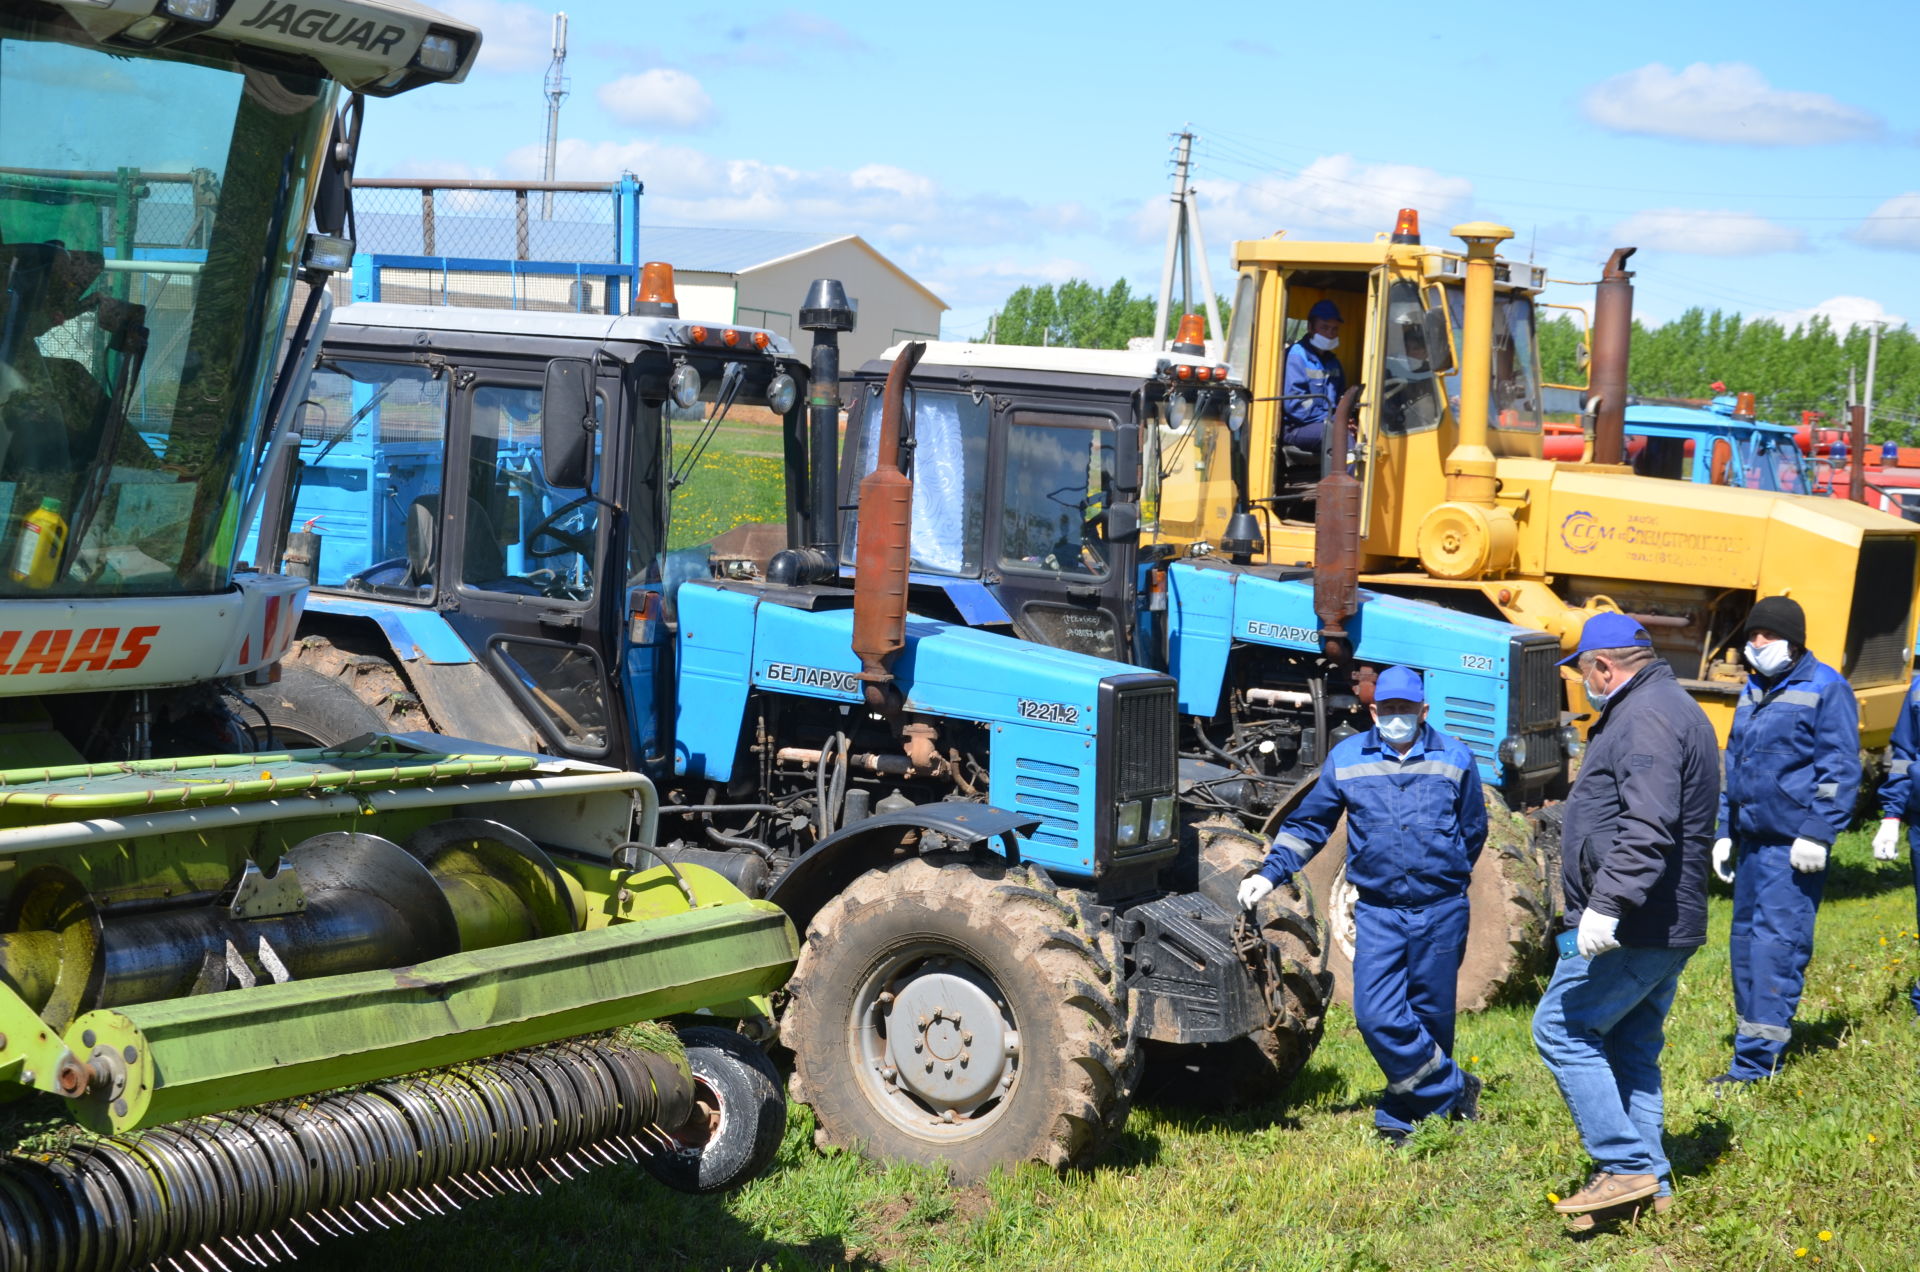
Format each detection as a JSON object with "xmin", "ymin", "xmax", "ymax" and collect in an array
[
  {"xmin": 851, "ymin": 341, "xmax": 925, "ymax": 710},
  {"xmin": 1589, "ymin": 247, "xmax": 1636, "ymax": 465},
  {"xmin": 1314, "ymin": 386, "xmax": 1363, "ymax": 659},
  {"xmin": 800, "ymin": 279, "xmax": 857, "ymax": 560}
]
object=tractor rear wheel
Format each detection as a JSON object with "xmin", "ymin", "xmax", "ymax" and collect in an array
[
  {"xmin": 1139, "ymin": 817, "xmax": 1331, "ymax": 1110},
  {"xmin": 236, "ymin": 665, "xmax": 386, "ymax": 749},
  {"xmin": 782, "ymin": 854, "xmax": 1136, "ymax": 1180},
  {"xmin": 1298, "ymin": 786, "xmax": 1554, "ymax": 1012}
]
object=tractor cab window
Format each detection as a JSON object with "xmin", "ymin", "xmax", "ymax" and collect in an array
[
  {"xmin": 1144, "ymin": 387, "xmax": 1241, "ymax": 547},
  {"xmin": 844, "ymin": 385, "xmax": 989, "ymax": 577},
  {"xmin": 1742, "ymin": 435, "xmax": 1812, "ymax": 495},
  {"xmin": 463, "ymin": 384, "xmax": 600, "ymax": 602},
  {"xmin": 656, "ymin": 355, "xmax": 800, "ymax": 582},
  {"xmin": 999, "ymin": 415, "xmax": 1114, "ymax": 579},
  {"xmin": 288, "ymin": 359, "xmax": 449, "ymax": 600},
  {"xmin": 1444, "ymin": 288, "xmax": 1545, "ymax": 434},
  {"xmin": 1379, "ymin": 280, "xmax": 1444, "ymax": 436}
]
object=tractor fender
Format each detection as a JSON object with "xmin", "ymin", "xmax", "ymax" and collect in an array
[
  {"xmin": 294, "ymin": 599, "xmax": 542, "ymax": 752},
  {"xmin": 766, "ymin": 805, "xmax": 1041, "ymax": 933}
]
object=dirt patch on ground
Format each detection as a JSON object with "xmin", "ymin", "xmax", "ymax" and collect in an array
[{"xmin": 853, "ymin": 1183, "xmax": 995, "ymax": 1265}]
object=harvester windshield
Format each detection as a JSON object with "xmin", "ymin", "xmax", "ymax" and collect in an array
[{"xmin": 0, "ymin": 15, "xmax": 328, "ymax": 597}]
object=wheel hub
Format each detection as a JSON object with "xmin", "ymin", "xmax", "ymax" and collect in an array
[{"xmin": 876, "ymin": 963, "xmax": 1012, "ymax": 1113}]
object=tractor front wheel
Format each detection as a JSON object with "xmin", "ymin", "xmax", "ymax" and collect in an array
[{"xmin": 782, "ymin": 855, "xmax": 1136, "ymax": 1180}]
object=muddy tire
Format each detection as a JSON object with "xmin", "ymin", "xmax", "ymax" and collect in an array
[
  {"xmin": 236, "ymin": 638, "xmax": 427, "ymax": 748},
  {"xmin": 1299, "ymin": 786, "xmax": 1555, "ymax": 1012},
  {"xmin": 1140, "ymin": 816, "xmax": 1332, "ymax": 1109},
  {"xmin": 782, "ymin": 854, "xmax": 1136, "ymax": 1180},
  {"xmin": 643, "ymin": 1027, "xmax": 786, "ymax": 1194}
]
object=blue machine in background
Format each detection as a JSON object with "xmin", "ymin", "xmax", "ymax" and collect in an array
[{"xmin": 246, "ymin": 289, "xmax": 1327, "ymax": 1179}]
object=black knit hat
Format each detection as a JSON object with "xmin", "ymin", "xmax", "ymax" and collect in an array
[{"xmin": 1744, "ymin": 595, "xmax": 1806, "ymax": 647}]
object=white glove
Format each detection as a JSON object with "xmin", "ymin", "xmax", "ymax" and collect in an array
[
  {"xmin": 1712, "ymin": 837, "xmax": 1735, "ymax": 884},
  {"xmin": 1874, "ymin": 818, "xmax": 1903, "ymax": 861},
  {"xmin": 1237, "ymin": 875, "xmax": 1275, "ymax": 910},
  {"xmin": 1576, "ymin": 908, "xmax": 1621, "ymax": 959},
  {"xmin": 1789, "ymin": 838, "xmax": 1828, "ymax": 873}
]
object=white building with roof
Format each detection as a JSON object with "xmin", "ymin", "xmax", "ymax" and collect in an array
[{"xmin": 642, "ymin": 227, "xmax": 947, "ymax": 369}]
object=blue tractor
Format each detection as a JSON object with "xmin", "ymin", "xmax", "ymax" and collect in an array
[
  {"xmin": 245, "ymin": 283, "xmax": 1325, "ymax": 1178},
  {"xmin": 837, "ymin": 330, "xmax": 1572, "ymax": 1010}
]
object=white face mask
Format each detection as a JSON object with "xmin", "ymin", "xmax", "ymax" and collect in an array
[
  {"xmin": 1583, "ymin": 671, "xmax": 1612, "ymax": 711},
  {"xmin": 1376, "ymin": 713, "xmax": 1420, "ymax": 744},
  {"xmin": 1310, "ymin": 332, "xmax": 1340, "ymax": 352},
  {"xmin": 1745, "ymin": 639, "xmax": 1793, "ymax": 676}
]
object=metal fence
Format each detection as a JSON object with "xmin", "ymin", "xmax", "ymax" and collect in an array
[{"xmin": 348, "ymin": 177, "xmax": 643, "ymax": 315}]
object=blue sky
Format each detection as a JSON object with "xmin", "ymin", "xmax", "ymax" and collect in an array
[{"xmin": 362, "ymin": 0, "xmax": 1920, "ymax": 344}]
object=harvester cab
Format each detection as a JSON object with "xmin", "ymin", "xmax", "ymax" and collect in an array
[
  {"xmin": 0, "ymin": 7, "xmax": 799, "ymax": 1267},
  {"xmin": 1225, "ymin": 210, "xmax": 1920, "ymax": 747}
]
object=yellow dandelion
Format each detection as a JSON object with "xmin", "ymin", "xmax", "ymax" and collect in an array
[
  {"xmin": 1819, "ymin": 1231, "xmax": 1832, "ymax": 1242},
  {"xmin": 1546, "ymin": 1191, "xmax": 1560, "ymax": 1203},
  {"xmin": 1868, "ymin": 1133, "xmax": 1878, "ymax": 1143},
  {"xmin": 1470, "ymin": 1055, "xmax": 1480, "ymax": 1065},
  {"xmin": 1881, "ymin": 936, "xmax": 1889, "ymax": 946},
  {"xmin": 1794, "ymin": 1249, "xmax": 1807, "ymax": 1258}
]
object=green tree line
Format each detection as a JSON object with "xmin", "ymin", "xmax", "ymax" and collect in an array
[
  {"xmin": 1540, "ymin": 310, "xmax": 1920, "ymax": 443},
  {"xmin": 980, "ymin": 278, "xmax": 1230, "ymax": 350}
]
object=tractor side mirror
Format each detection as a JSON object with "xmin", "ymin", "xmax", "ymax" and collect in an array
[
  {"xmin": 542, "ymin": 357, "xmax": 594, "ymax": 489},
  {"xmin": 1105, "ymin": 501, "xmax": 1140, "ymax": 541},
  {"xmin": 1423, "ymin": 308, "xmax": 1455, "ymax": 375}
]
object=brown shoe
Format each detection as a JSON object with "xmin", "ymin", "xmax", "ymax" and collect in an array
[
  {"xmin": 1566, "ymin": 1193, "xmax": 1672, "ymax": 1229},
  {"xmin": 1552, "ymin": 1172, "xmax": 1660, "ymax": 1214}
]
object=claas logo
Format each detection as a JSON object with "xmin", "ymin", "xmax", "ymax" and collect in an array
[{"xmin": 0, "ymin": 626, "xmax": 159, "ymax": 675}]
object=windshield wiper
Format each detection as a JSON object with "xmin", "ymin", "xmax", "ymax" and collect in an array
[{"xmin": 668, "ymin": 360, "xmax": 746, "ymax": 491}]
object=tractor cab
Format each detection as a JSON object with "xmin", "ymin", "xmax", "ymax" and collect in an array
[{"xmin": 839, "ymin": 339, "xmax": 1248, "ymax": 661}]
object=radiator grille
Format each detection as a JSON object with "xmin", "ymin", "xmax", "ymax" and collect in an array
[
  {"xmin": 1510, "ymin": 634, "xmax": 1565, "ymax": 731},
  {"xmin": 1844, "ymin": 536, "xmax": 1917, "ymax": 685},
  {"xmin": 1112, "ymin": 683, "xmax": 1177, "ymax": 801}
]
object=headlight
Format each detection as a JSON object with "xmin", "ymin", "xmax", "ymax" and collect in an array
[
  {"xmin": 1115, "ymin": 800, "xmax": 1144, "ymax": 849},
  {"xmin": 767, "ymin": 372, "xmax": 798, "ymax": 415},
  {"xmin": 1498, "ymin": 735, "xmax": 1530, "ymax": 768},
  {"xmin": 1559, "ymin": 724, "xmax": 1585, "ymax": 759},
  {"xmin": 669, "ymin": 362, "xmax": 702, "ymax": 409},
  {"xmin": 1227, "ymin": 391, "xmax": 1249, "ymax": 433},
  {"xmin": 1148, "ymin": 795, "xmax": 1175, "ymax": 842}
]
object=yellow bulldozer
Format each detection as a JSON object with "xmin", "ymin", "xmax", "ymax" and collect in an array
[{"xmin": 1197, "ymin": 211, "xmax": 1920, "ymax": 747}]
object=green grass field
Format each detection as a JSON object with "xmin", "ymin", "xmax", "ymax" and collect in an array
[{"xmin": 297, "ymin": 830, "xmax": 1919, "ymax": 1272}]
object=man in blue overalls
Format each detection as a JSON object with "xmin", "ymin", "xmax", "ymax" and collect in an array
[
  {"xmin": 1713, "ymin": 595, "xmax": 1860, "ymax": 1084},
  {"xmin": 1238, "ymin": 665, "xmax": 1486, "ymax": 1145},
  {"xmin": 1871, "ymin": 675, "xmax": 1920, "ymax": 1018},
  {"xmin": 1281, "ymin": 298, "xmax": 1348, "ymax": 452}
]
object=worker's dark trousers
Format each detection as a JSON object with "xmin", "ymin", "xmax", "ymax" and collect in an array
[
  {"xmin": 1351, "ymin": 893, "xmax": 1470, "ymax": 1132},
  {"xmin": 1728, "ymin": 839, "xmax": 1826, "ymax": 1080}
]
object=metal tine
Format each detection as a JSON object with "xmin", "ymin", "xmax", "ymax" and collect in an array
[
  {"xmin": 486, "ymin": 1167, "xmax": 525, "ymax": 1195},
  {"xmin": 286, "ymin": 1215, "xmax": 323, "ymax": 1248},
  {"xmin": 219, "ymin": 1234, "xmax": 262, "ymax": 1267},
  {"xmin": 330, "ymin": 1206, "xmax": 370, "ymax": 1234},
  {"xmin": 367, "ymin": 1197, "xmax": 406, "ymax": 1226},
  {"xmin": 449, "ymin": 1174, "xmax": 489, "ymax": 1200},
  {"xmin": 516, "ymin": 1167, "xmax": 543, "ymax": 1195},
  {"xmin": 431, "ymin": 1182, "xmax": 463, "ymax": 1210},
  {"xmin": 269, "ymin": 1230, "xmax": 299, "ymax": 1261},
  {"xmin": 246, "ymin": 1231, "xmax": 286, "ymax": 1265},
  {"xmin": 197, "ymin": 1242, "xmax": 234, "ymax": 1272},
  {"xmin": 384, "ymin": 1191, "xmax": 423, "ymax": 1220}
]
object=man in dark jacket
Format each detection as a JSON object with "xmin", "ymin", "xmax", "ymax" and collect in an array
[
  {"xmin": 1713, "ymin": 596, "xmax": 1859, "ymax": 1082},
  {"xmin": 1532, "ymin": 612, "xmax": 1719, "ymax": 1221}
]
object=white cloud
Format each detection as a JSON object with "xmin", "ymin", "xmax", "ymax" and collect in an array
[
  {"xmin": 1145, "ymin": 155, "xmax": 1472, "ymax": 244},
  {"xmin": 439, "ymin": 0, "xmax": 555, "ymax": 73},
  {"xmin": 1582, "ymin": 62, "xmax": 1882, "ymax": 145},
  {"xmin": 507, "ymin": 138, "xmax": 1083, "ymax": 251},
  {"xmin": 1608, "ymin": 208, "xmax": 1805, "ymax": 256},
  {"xmin": 596, "ymin": 69, "xmax": 716, "ymax": 131},
  {"xmin": 1756, "ymin": 295, "xmax": 1906, "ymax": 333},
  {"xmin": 1850, "ymin": 192, "xmax": 1920, "ymax": 250}
]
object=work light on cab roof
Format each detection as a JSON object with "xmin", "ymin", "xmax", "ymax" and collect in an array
[
  {"xmin": 635, "ymin": 260, "xmax": 679, "ymax": 316},
  {"xmin": 1391, "ymin": 208, "xmax": 1421, "ymax": 244}
]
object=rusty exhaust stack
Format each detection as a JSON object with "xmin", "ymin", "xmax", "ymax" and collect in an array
[
  {"xmin": 1314, "ymin": 385, "xmax": 1363, "ymax": 659},
  {"xmin": 1850, "ymin": 404, "xmax": 1867, "ymax": 503},
  {"xmin": 851, "ymin": 341, "xmax": 925, "ymax": 710},
  {"xmin": 1589, "ymin": 247, "xmax": 1636, "ymax": 466}
]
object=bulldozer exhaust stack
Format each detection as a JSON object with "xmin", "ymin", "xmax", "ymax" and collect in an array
[{"xmin": 851, "ymin": 341, "xmax": 925, "ymax": 710}]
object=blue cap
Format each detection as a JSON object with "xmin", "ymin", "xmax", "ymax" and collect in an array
[
  {"xmin": 1374, "ymin": 665, "xmax": 1424, "ymax": 704},
  {"xmin": 1558, "ymin": 611, "xmax": 1653, "ymax": 666},
  {"xmin": 1307, "ymin": 299, "xmax": 1343, "ymax": 322}
]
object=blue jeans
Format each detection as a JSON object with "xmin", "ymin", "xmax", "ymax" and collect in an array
[
  {"xmin": 1532, "ymin": 943, "xmax": 1694, "ymax": 1188},
  {"xmin": 1352, "ymin": 894, "xmax": 1470, "ymax": 1133}
]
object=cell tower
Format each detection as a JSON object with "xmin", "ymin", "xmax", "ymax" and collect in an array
[{"xmin": 541, "ymin": 11, "xmax": 569, "ymax": 218}]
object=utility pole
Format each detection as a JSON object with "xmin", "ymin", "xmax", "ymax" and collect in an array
[
  {"xmin": 541, "ymin": 12, "xmax": 569, "ymax": 219},
  {"xmin": 1864, "ymin": 319, "xmax": 1886, "ymax": 442},
  {"xmin": 1152, "ymin": 130, "xmax": 1226, "ymax": 352},
  {"xmin": 1153, "ymin": 131, "xmax": 1194, "ymax": 350},
  {"xmin": 985, "ymin": 313, "xmax": 997, "ymax": 345}
]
